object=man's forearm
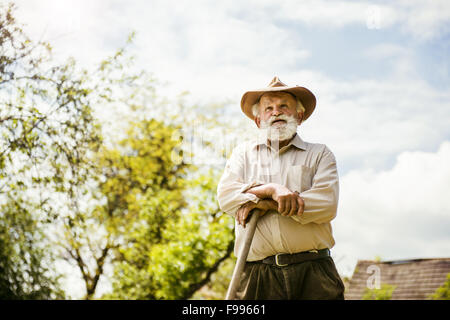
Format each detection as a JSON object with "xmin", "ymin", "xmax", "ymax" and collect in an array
[
  {"xmin": 246, "ymin": 182, "xmax": 304, "ymax": 217},
  {"xmin": 256, "ymin": 199, "xmax": 279, "ymax": 211},
  {"xmin": 245, "ymin": 183, "xmax": 276, "ymax": 199}
]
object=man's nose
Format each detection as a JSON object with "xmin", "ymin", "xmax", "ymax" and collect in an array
[{"xmin": 272, "ymin": 107, "xmax": 283, "ymax": 116}]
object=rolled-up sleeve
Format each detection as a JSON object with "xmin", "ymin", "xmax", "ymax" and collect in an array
[
  {"xmin": 292, "ymin": 147, "xmax": 339, "ymax": 225},
  {"xmin": 217, "ymin": 144, "xmax": 262, "ymax": 217}
]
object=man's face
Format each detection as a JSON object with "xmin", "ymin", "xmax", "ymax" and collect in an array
[
  {"xmin": 255, "ymin": 92, "xmax": 303, "ymax": 142},
  {"xmin": 256, "ymin": 92, "xmax": 302, "ymax": 127}
]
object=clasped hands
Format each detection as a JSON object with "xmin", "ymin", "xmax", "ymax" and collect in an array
[{"xmin": 236, "ymin": 183, "xmax": 304, "ymax": 227}]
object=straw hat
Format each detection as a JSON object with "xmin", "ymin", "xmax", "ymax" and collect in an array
[{"xmin": 241, "ymin": 76, "xmax": 316, "ymax": 121}]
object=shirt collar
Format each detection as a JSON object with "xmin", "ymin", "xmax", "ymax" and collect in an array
[{"xmin": 254, "ymin": 133, "xmax": 307, "ymax": 151}]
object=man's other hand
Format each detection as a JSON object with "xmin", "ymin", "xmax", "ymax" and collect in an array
[
  {"xmin": 271, "ymin": 184, "xmax": 304, "ymax": 217},
  {"xmin": 236, "ymin": 200, "xmax": 276, "ymax": 228}
]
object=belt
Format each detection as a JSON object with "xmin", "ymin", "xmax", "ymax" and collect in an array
[{"xmin": 252, "ymin": 248, "xmax": 330, "ymax": 267}]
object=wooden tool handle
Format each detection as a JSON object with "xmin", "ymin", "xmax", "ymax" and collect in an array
[{"xmin": 225, "ymin": 210, "xmax": 260, "ymax": 300}]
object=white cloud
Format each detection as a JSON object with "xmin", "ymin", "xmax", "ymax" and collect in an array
[
  {"xmin": 280, "ymin": 66, "xmax": 450, "ymax": 173},
  {"xmin": 251, "ymin": 0, "xmax": 449, "ymax": 40},
  {"xmin": 276, "ymin": 0, "xmax": 396, "ymax": 29},
  {"xmin": 364, "ymin": 43, "xmax": 410, "ymax": 60},
  {"xmin": 395, "ymin": 0, "xmax": 450, "ymax": 40},
  {"xmin": 13, "ymin": 0, "xmax": 450, "ymax": 102},
  {"xmin": 333, "ymin": 141, "xmax": 450, "ymax": 276},
  {"xmin": 124, "ymin": 1, "xmax": 312, "ymax": 102}
]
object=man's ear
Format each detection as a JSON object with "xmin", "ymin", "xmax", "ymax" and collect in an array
[
  {"xmin": 296, "ymin": 112, "xmax": 304, "ymax": 125},
  {"xmin": 255, "ymin": 116, "xmax": 261, "ymax": 128}
]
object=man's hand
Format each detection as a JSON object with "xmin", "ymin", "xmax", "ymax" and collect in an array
[
  {"xmin": 236, "ymin": 199, "xmax": 277, "ymax": 228},
  {"xmin": 244, "ymin": 183, "xmax": 305, "ymax": 219},
  {"xmin": 271, "ymin": 184, "xmax": 304, "ymax": 217}
]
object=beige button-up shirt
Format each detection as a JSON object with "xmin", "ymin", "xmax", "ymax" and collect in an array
[{"xmin": 217, "ymin": 133, "xmax": 339, "ymax": 261}]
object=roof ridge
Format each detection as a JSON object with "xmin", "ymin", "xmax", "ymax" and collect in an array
[{"xmin": 356, "ymin": 257, "xmax": 450, "ymax": 264}]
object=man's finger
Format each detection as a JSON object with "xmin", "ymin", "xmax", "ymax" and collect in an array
[
  {"xmin": 237, "ymin": 208, "xmax": 244, "ymax": 226},
  {"xmin": 282, "ymin": 200, "xmax": 291, "ymax": 216},
  {"xmin": 288, "ymin": 197, "xmax": 297, "ymax": 217},
  {"xmin": 241, "ymin": 209, "xmax": 247, "ymax": 227},
  {"xmin": 237, "ymin": 204, "xmax": 249, "ymax": 226},
  {"xmin": 278, "ymin": 198, "xmax": 285, "ymax": 215},
  {"xmin": 242, "ymin": 207, "xmax": 251, "ymax": 228},
  {"xmin": 297, "ymin": 196, "xmax": 304, "ymax": 216}
]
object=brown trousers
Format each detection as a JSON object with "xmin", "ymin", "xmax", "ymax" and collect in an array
[{"xmin": 236, "ymin": 256, "xmax": 345, "ymax": 300}]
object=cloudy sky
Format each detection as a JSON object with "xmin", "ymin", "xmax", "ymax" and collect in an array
[{"xmin": 14, "ymin": 0, "xmax": 450, "ymax": 291}]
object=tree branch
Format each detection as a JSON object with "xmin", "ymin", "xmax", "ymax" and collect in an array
[{"xmin": 182, "ymin": 239, "xmax": 234, "ymax": 299}]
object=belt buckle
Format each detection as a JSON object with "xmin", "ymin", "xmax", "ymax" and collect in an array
[{"xmin": 275, "ymin": 254, "xmax": 289, "ymax": 267}]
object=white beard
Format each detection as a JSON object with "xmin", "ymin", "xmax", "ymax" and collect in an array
[{"xmin": 259, "ymin": 114, "xmax": 298, "ymax": 142}]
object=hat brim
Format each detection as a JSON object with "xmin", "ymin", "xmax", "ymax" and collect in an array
[{"xmin": 241, "ymin": 86, "xmax": 316, "ymax": 121}]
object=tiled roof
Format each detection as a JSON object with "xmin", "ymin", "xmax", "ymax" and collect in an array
[{"xmin": 345, "ymin": 258, "xmax": 450, "ymax": 300}]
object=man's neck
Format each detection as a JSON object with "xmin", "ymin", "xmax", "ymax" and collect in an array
[{"xmin": 267, "ymin": 133, "xmax": 296, "ymax": 150}]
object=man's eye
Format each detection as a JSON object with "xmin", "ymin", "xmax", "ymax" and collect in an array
[
  {"xmin": 265, "ymin": 107, "xmax": 272, "ymax": 111},
  {"xmin": 281, "ymin": 105, "xmax": 288, "ymax": 108}
]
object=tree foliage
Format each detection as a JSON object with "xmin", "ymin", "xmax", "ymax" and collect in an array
[
  {"xmin": 1, "ymin": 2, "xmax": 235, "ymax": 299},
  {"xmin": 0, "ymin": 2, "xmax": 82, "ymax": 299},
  {"xmin": 0, "ymin": 196, "xmax": 65, "ymax": 299},
  {"xmin": 362, "ymin": 283, "xmax": 396, "ymax": 300},
  {"xmin": 431, "ymin": 273, "xmax": 450, "ymax": 300},
  {"xmin": 98, "ymin": 120, "xmax": 234, "ymax": 300}
]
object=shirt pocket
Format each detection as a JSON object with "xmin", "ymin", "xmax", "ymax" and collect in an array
[{"xmin": 286, "ymin": 165, "xmax": 314, "ymax": 193}]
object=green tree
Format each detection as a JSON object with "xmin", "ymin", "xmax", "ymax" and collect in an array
[
  {"xmin": 51, "ymin": 39, "xmax": 152, "ymax": 300},
  {"xmin": 1, "ymin": 1, "xmax": 237, "ymax": 300},
  {"xmin": 0, "ymin": 1, "xmax": 126, "ymax": 299},
  {"xmin": 0, "ymin": 196, "xmax": 65, "ymax": 299},
  {"xmin": 0, "ymin": 2, "xmax": 88, "ymax": 299},
  {"xmin": 97, "ymin": 119, "xmax": 234, "ymax": 300},
  {"xmin": 431, "ymin": 273, "xmax": 450, "ymax": 300},
  {"xmin": 50, "ymin": 40, "xmax": 237, "ymax": 299}
]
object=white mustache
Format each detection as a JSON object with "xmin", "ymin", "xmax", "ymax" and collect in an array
[
  {"xmin": 261, "ymin": 115, "xmax": 296, "ymax": 128},
  {"xmin": 259, "ymin": 114, "xmax": 298, "ymax": 141}
]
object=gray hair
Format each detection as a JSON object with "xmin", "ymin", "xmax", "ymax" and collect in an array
[{"xmin": 251, "ymin": 96, "xmax": 306, "ymax": 118}]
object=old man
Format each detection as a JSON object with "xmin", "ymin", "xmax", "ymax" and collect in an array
[{"xmin": 217, "ymin": 77, "xmax": 344, "ymax": 300}]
